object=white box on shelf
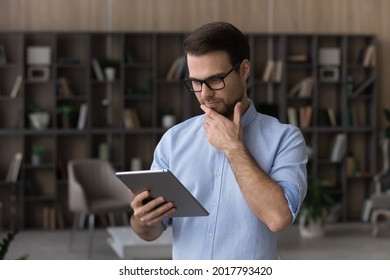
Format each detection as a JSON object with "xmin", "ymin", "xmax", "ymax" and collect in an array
[
  {"xmin": 319, "ymin": 66, "xmax": 339, "ymax": 82},
  {"xmin": 27, "ymin": 66, "xmax": 50, "ymax": 82},
  {"xmin": 27, "ymin": 46, "xmax": 51, "ymax": 65},
  {"xmin": 319, "ymin": 48, "xmax": 341, "ymax": 65}
]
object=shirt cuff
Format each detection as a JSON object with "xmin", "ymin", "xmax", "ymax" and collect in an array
[{"xmin": 279, "ymin": 181, "xmax": 301, "ymax": 223}]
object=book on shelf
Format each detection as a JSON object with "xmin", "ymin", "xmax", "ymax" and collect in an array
[
  {"xmin": 370, "ymin": 45, "xmax": 376, "ymax": 67},
  {"xmin": 123, "ymin": 108, "xmax": 141, "ymax": 129},
  {"xmin": 58, "ymin": 76, "xmax": 74, "ymax": 97},
  {"xmin": 299, "ymin": 77, "xmax": 314, "ymax": 98},
  {"xmin": 346, "ymin": 154, "xmax": 359, "ymax": 177},
  {"xmin": 345, "ymin": 107, "xmax": 360, "ymax": 127},
  {"xmin": 299, "ymin": 106, "xmax": 313, "ymax": 129},
  {"xmin": 287, "ymin": 53, "xmax": 308, "ymax": 62},
  {"xmin": 0, "ymin": 44, "xmax": 6, "ymax": 65},
  {"xmin": 5, "ymin": 152, "xmax": 23, "ymax": 183},
  {"xmin": 166, "ymin": 56, "xmax": 186, "ymax": 80},
  {"xmin": 175, "ymin": 56, "xmax": 187, "ymax": 80},
  {"xmin": 288, "ymin": 80, "xmax": 302, "ymax": 97},
  {"xmin": 91, "ymin": 58, "xmax": 105, "ymax": 81},
  {"xmin": 262, "ymin": 59, "xmax": 283, "ymax": 82},
  {"xmin": 363, "ymin": 44, "xmax": 376, "ymax": 67},
  {"xmin": 288, "ymin": 76, "xmax": 314, "ymax": 98},
  {"xmin": 329, "ymin": 133, "xmax": 347, "ymax": 163},
  {"xmin": 350, "ymin": 75, "xmax": 375, "ymax": 98},
  {"xmin": 165, "ymin": 57, "xmax": 180, "ymax": 80},
  {"xmin": 357, "ymin": 46, "xmax": 366, "ymax": 65},
  {"xmin": 9, "ymin": 74, "xmax": 23, "ymax": 98},
  {"xmin": 327, "ymin": 107, "xmax": 337, "ymax": 127},
  {"xmin": 287, "ymin": 107, "xmax": 298, "ymax": 127},
  {"xmin": 273, "ymin": 60, "xmax": 283, "ymax": 82},
  {"xmin": 262, "ymin": 59, "xmax": 275, "ymax": 82},
  {"xmin": 77, "ymin": 103, "xmax": 88, "ymax": 130}
]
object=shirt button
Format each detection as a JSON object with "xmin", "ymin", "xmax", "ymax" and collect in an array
[
  {"xmin": 208, "ymin": 232, "xmax": 213, "ymax": 238},
  {"xmin": 216, "ymin": 171, "xmax": 221, "ymax": 176},
  {"xmin": 213, "ymin": 202, "xmax": 217, "ymax": 207}
]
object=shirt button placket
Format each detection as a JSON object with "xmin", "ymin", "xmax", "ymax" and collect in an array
[{"xmin": 205, "ymin": 158, "xmax": 224, "ymax": 258}]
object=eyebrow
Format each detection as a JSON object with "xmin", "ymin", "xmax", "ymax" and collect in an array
[{"xmin": 188, "ymin": 71, "xmax": 227, "ymax": 81}]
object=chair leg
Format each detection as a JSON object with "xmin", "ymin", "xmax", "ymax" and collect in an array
[
  {"xmin": 372, "ymin": 209, "xmax": 390, "ymax": 237},
  {"xmin": 87, "ymin": 213, "xmax": 95, "ymax": 259},
  {"xmin": 68, "ymin": 213, "xmax": 79, "ymax": 251},
  {"xmin": 108, "ymin": 213, "xmax": 115, "ymax": 226},
  {"xmin": 78, "ymin": 213, "xmax": 86, "ymax": 229},
  {"xmin": 371, "ymin": 210, "xmax": 380, "ymax": 237}
]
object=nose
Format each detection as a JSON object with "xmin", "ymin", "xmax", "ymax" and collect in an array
[{"xmin": 200, "ymin": 83, "xmax": 214, "ymax": 98}]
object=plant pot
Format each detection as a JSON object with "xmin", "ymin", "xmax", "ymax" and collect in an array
[
  {"xmin": 162, "ymin": 114, "xmax": 176, "ymax": 128},
  {"xmin": 31, "ymin": 154, "xmax": 41, "ymax": 166},
  {"xmin": 298, "ymin": 210, "xmax": 325, "ymax": 238},
  {"xmin": 104, "ymin": 67, "xmax": 116, "ymax": 81},
  {"xmin": 29, "ymin": 112, "xmax": 50, "ymax": 130},
  {"xmin": 61, "ymin": 116, "xmax": 71, "ymax": 129},
  {"xmin": 130, "ymin": 157, "xmax": 142, "ymax": 171}
]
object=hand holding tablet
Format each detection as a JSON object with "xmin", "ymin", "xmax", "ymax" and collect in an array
[{"xmin": 116, "ymin": 169, "xmax": 209, "ymax": 217}]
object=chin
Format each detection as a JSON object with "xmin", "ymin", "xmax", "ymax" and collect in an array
[{"xmin": 202, "ymin": 102, "xmax": 233, "ymax": 118}]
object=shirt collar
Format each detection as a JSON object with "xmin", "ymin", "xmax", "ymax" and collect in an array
[{"xmin": 240, "ymin": 99, "xmax": 257, "ymax": 129}]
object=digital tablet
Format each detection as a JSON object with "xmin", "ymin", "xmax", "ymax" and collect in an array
[{"xmin": 116, "ymin": 169, "xmax": 209, "ymax": 217}]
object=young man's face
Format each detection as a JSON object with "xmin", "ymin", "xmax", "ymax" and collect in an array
[{"xmin": 186, "ymin": 51, "xmax": 250, "ymax": 119}]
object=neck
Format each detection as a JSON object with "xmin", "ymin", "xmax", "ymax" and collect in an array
[{"xmin": 225, "ymin": 98, "xmax": 250, "ymax": 120}]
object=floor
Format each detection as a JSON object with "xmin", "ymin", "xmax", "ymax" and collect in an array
[{"xmin": 1, "ymin": 222, "xmax": 390, "ymax": 260}]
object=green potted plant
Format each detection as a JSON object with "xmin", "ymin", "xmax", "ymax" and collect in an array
[
  {"xmin": 28, "ymin": 104, "xmax": 50, "ymax": 130},
  {"xmin": 31, "ymin": 144, "xmax": 45, "ymax": 165},
  {"xmin": 298, "ymin": 178, "xmax": 334, "ymax": 238},
  {"xmin": 102, "ymin": 58, "xmax": 120, "ymax": 81},
  {"xmin": 57, "ymin": 104, "xmax": 77, "ymax": 128},
  {"xmin": 0, "ymin": 230, "xmax": 28, "ymax": 260},
  {"xmin": 161, "ymin": 108, "xmax": 176, "ymax": 129}
]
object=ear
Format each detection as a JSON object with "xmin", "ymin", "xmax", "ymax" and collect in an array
[{"xmin": 240, "ymin": 59, "xmax": 251, "ymax": 80}]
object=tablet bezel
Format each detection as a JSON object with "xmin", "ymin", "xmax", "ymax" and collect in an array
[{"xmin": 116, "ymin": 169, "xmax": 209, "ymax": 217}]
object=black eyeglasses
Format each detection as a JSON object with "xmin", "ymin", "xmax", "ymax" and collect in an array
[{"xmin": 184, "ymin": 63, "xmax": 241, "ymax": 93}]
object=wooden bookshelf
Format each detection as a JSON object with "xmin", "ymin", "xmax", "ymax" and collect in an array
[{"xmin": 0, "ymin": 32, "xmax": 378, "ymax": 229}]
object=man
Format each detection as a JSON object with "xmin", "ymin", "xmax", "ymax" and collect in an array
[{"xmin": 130, "ymin": 21, "xmax": 307, "ymax": 259}]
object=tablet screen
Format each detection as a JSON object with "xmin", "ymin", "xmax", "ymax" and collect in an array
[{"xmin": 116, "ymin": 169, "xmax": 209, "ymax": 217}]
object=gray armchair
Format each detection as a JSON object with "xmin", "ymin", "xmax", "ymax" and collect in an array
[
  {"xmin": 67, "ymin": 158, "xmax": 132, "ymax": 258},
  {"xmin": 362, "ymin": 139, "xmax": 390, "ymax": 236}
]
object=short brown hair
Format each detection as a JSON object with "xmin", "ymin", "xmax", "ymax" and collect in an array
[{"xmin": 183, "ymin": 21, "xmax": 250, "ymax": 66}]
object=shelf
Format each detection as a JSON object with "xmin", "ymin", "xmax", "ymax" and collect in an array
[
  {"xmin": 24, "ymin": 195, "xmax": 56, "ymax": 202},
  {"xmin": 0, "ymin": 31, "xmax": 378, "ymax": 229}
]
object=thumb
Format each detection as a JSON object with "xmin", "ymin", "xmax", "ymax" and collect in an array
[{"xmin": 233, "ymin": 102, "xmax": 242, "ymax": 126}]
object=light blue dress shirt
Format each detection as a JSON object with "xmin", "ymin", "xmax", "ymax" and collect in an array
[{"xmin": 151, "ymin": 100, "xmax": 307, "ymax": 259}]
